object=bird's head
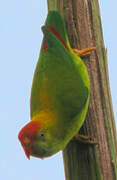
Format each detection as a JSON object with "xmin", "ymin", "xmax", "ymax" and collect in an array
[{"xmin": 18, "ymin": 114, "xmax": 63, "ymax": 159}]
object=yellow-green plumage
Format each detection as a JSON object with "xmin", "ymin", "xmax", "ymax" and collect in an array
[
  {"xmin": 18, "ymin": 10, "xmax": 90, "ymax": 159},
  {"xmin": 30, "ymin": 11, "xmax": 90, "ymax": 156}
]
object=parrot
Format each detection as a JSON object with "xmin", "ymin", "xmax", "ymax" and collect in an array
[{"xmin": 18, "ymin": 10, "xmax": 95, "ymax": 159}]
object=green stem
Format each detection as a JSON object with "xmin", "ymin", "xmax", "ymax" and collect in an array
[
  {"xmin": 47, "ymin": 0, "xmax": 58, "ymax": 11},
  {"xmin": 46, "ymin": 0, "xmax": 117, "ymax": 179}
]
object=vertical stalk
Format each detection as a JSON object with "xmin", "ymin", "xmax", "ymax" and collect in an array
[
  {"xmin": 47, "ymin": 0, "xmax": 117, "ymax": 179},
  {"xmin": 47, "ymin": 0, "xmax": 58, "ymax": 10}
]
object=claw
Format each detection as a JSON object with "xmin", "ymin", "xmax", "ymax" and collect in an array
[
  {"xmin": 72, "ymin": 134, "xmax": 98, "ymax": 145},
  {"xmin": 73, "ymin": 47, "xmax": 96, "ymax": 57}
]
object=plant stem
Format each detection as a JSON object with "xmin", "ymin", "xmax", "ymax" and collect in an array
[{"xmin": 47, "ymin": 0, "xmax": 117, "ymax": 179}]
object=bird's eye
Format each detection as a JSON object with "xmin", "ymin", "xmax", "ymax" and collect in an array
[
  {"xmin": 40, "ymin": 132, "xmax": 45, "ymax": 137},
  {"xmin": 39, "ymin": 131, "xmax": 45, "ymax": 140}
]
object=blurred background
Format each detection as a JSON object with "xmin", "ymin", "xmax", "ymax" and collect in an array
[{"xmin": 0, "ymin": 1, "xmax": 116, "ymax": 180}]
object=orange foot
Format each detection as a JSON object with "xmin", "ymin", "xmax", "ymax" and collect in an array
[
  {"xmin": 73, "ymin": 134, "xmax": 98, "ymax": 145},
  {"xmin": 73, "ymin": 47, "xmax": 96, "ymax": 57}
]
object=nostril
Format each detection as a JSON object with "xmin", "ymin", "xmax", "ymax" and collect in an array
[{"xmin": 23, "ymin": 137, "xmax": 31, "ymax": 145}]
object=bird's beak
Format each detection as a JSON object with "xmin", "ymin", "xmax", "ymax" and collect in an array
[
  {"xmin": 18, "ymin": 133, "xmax": 32, "ymax": 160},
  {"xmin": 23, "ymin": 145, "xmax": 31, "ymax": 160}
]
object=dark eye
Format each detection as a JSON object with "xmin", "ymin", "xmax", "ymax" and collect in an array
[
  {"xmin": 39, "ymin": 131, "xmax": 45, "ymax": 140},
  {"xmin": 40, "ymin": 132, "xmax": 45, "ymax": 137}
]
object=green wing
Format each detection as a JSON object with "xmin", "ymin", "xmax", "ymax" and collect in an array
[
  {"xmin": 30, "ymin": 26, "xmax": 89, "ymax": 118},
  {"xmin": 45, "ymin": 10, "xmax": 71, "ymax": 49}
]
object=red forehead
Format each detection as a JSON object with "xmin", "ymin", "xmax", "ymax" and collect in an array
[{"xmin": 18, "ymin": 121, "xmax": 40, "ymax": 141}]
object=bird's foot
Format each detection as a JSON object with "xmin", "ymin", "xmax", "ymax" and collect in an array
[
  {"xmin": 73, "ymin": 134, "xmax": 97, "ymax": 145},
  {"xmin": 73, "ymin": 47, "xmax": 96, "ymax": 57}
]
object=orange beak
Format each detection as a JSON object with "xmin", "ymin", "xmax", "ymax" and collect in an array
[
  {"xmin": 18, "ymin": 134, "xmax": 32, "ymax": 160},
  {"xmin": 23, "ymin": 145, "xmax": 31, "ymax": 160}
]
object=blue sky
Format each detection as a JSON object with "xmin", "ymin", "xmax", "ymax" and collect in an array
[{"xmin": 0, "ymin": 1, "xmax": 117, "ymax": 180}]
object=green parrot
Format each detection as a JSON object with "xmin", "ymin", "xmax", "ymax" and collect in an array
[{"xmin": 18, "ymin": 10, "xmax": 95, "ymax": 159}]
